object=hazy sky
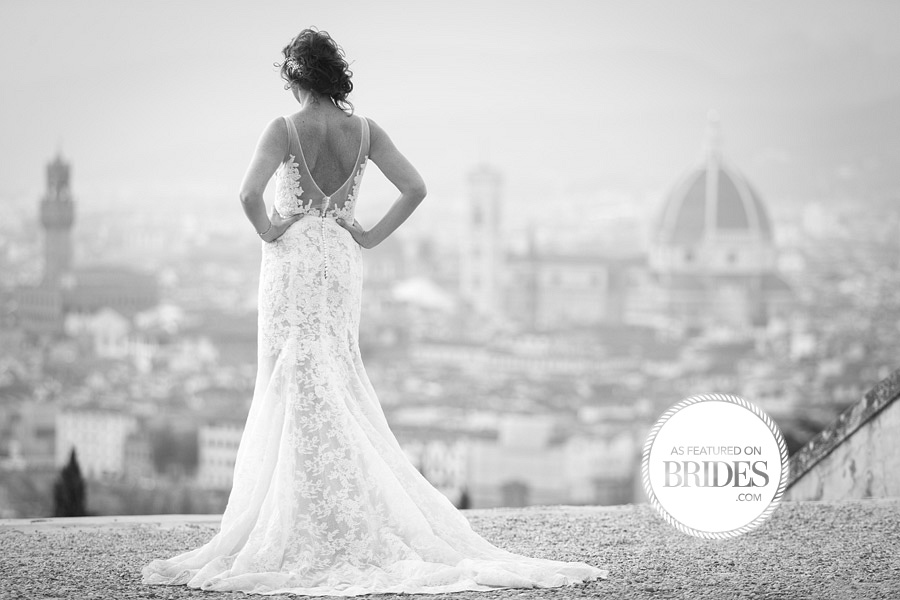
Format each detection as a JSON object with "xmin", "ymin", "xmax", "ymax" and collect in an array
[{"xmin": 2, "ymin": 0, "xmax": 899, "ymax": 222}]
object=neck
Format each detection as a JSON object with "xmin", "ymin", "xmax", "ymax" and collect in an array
[{"xmin": 296, "ymin": 88, "xmax": 334, "ymax": 110}]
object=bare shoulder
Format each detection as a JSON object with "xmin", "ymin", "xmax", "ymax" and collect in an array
[
  {"xmin": 258, "ymin": 116, "xmax": 290, "ymax": 161},
  {"xmin": 264, "ymin": 115, "xmax": 288, "ymax": 135},
  {"xmin": 257, "ymin": 116, "xmax": 289, "ymax": 147},
  {"xmin": 357, "ymin": 115, "xmax": 425, "ymax": 196},
  {"xmin": 364, "ymin": 116, "xmax": 383, "ymax": 140},
  {"xmin": 362, "ymin": 116, "xmax": 397, "ymax": 158}
]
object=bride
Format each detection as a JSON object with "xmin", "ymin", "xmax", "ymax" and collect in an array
[{"xmin": 142, "ymin": 27, "xmax": 609, "ymax": 596}]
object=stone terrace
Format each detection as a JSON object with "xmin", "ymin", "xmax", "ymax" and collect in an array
[{"xmin": 2, "ymin": 498, "xmax": 898, "ymax": 600}]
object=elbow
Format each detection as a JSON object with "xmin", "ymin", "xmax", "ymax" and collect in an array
[
  {"xmin": 408, "ymin": 183, "xmax": 427, "ymax": 205},
  {"xmin": 239, "ymin": 190, "xmax": 258, "ymax": 205}
]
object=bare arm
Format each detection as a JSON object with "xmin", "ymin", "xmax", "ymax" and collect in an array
[
  {"xmin": 239, "ymin": 117, "xmax": 301, "ymax": 242},
  {"xmin": 338, "ymin": 117, "xmax": 426, "ymax": 248}
]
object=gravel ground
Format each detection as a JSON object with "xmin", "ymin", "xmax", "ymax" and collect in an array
[{"xmin": 1, "ymin": 498, "xmax": 898, "ymax": 600}]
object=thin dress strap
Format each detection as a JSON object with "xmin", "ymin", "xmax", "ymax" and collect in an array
[
  {"xmin": 360, "ymin": 115, "xmax": 370, "ymax": 161},
  {"xmin": 283, "ymin": 116, "xmax": 299, "ymax": 160}
]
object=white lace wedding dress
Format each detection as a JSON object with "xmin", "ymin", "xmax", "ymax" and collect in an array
[{"xmin": 141, "ymin": 113, "xmax": 609, "ymax": 596}]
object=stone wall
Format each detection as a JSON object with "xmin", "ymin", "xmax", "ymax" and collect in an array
[{"xmin": 785, "ymin": 367, "xmax": 900, "ymax": 500}]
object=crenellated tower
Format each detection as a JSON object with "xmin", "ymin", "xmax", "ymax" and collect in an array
[{"xmin": 39, "ymin": 152, "xmax": 76, "ymax": 286}]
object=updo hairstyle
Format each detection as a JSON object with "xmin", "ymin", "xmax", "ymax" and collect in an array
[{"xmin": 275, "ymin": 27, "xmax": 354, "ymax": 115}]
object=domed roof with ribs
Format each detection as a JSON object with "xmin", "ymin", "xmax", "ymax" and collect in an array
[{"xmin": 654, "ymin": 113, "xmax": 773, "ymax": 245}]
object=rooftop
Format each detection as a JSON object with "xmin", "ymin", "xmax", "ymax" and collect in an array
[
  {"xmin": 654, "ymin": 164, "xmax": 773, "ymax": 244},
  {"xmin": 653, "ymin": 115, "xmax": 773, "ymax": 245},
  {"xmin": 2, "ymin": 498, "xmax": 898, "ymax": 599}
]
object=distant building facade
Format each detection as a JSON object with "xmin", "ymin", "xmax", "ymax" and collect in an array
[
  {"xmin": 196, "ymin": 421, "xmax": 243, "ymax": 490},
  {"xmin": 466, "ymin": 413, "xmax": 638, "ymax": 508},
  {"xmin": 55, "ymin": 408, "xmax": 138, "ymax": 479},
  {"xmin": 123, "ymin": 430, "xmax": 155, "ymax": 480},
  {"xmin": 3, "ymin": 401, "xmax": 56, "ymax": 470},
  {"xmin": 455, "ymin": 165, "xmax": 638, "ymax": 332},
  {"xmin": 504, "ymin": 226, "xmax": 637, "ymax": 330},
  {"xmin": 411, "ymin": 338, "xmax": 598, "ymax": 377}
]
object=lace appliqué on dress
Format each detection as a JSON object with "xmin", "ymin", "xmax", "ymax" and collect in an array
[
  {"xmin": 275, "ymin": 153, "xmax": 368, "ymax": 223},
  {"xmin": 274, "ymin": 155, "xmax": 306, "ymax": 217}
]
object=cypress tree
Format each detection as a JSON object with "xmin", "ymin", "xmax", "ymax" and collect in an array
[
  {"xmin": 53, "ymin": 448, "xmax": 87, "ymax": 517},
  {"xmin": 458, "ymin": 486, "xmax": 471, "ymax": 510}
]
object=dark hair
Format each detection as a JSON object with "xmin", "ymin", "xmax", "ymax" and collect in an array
[{"xmin": 275, "ymin": 28, "xmax": 354, "ymax": 115}]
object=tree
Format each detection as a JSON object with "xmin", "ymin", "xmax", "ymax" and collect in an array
[
  {"xmin": 53, "ymin": 448, "xmax": 87, "ymax": 517},
  {"xmin": 457, "ymin": 486, "xmax": 471, "ymax": 510}
]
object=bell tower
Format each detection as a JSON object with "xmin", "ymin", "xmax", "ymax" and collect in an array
[
  {"xmin": 460, "ymin": 164, "xmax": 503, "ymax": 316},
  {"xmin": 39, "ymin": 152, "xmax": 76, "ymax": 286}
]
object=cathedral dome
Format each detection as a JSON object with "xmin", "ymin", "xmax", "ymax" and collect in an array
[{"xmin": 654, "ymin": 115, "xmax": 772, "ymax": 245}]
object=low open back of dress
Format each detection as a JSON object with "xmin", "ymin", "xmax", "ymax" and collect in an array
[{"xmin": 275, "ymin": 114, "xmax": 368, "ymax": 224}]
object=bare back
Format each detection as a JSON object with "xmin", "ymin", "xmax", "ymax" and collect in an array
[{"xmin": 285, "ymin": 111, "xmax": 366, "ymax": 198}]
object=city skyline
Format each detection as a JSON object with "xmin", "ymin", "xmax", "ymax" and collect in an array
[{"xmin": 3, "ymin": 80, "xmax": 899, "ymax": 519}]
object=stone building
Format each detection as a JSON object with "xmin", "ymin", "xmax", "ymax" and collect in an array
[
  {"xmin": 635, "ymin": 113, "xmax": 793, "ymax": 334},
  {"xmin": 14, "ymin": 152, "xmax": 159, "ymax": 337},
  {"xmin": 504, "ymin": 227, "xmax": 638, "ymax": 330}
]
